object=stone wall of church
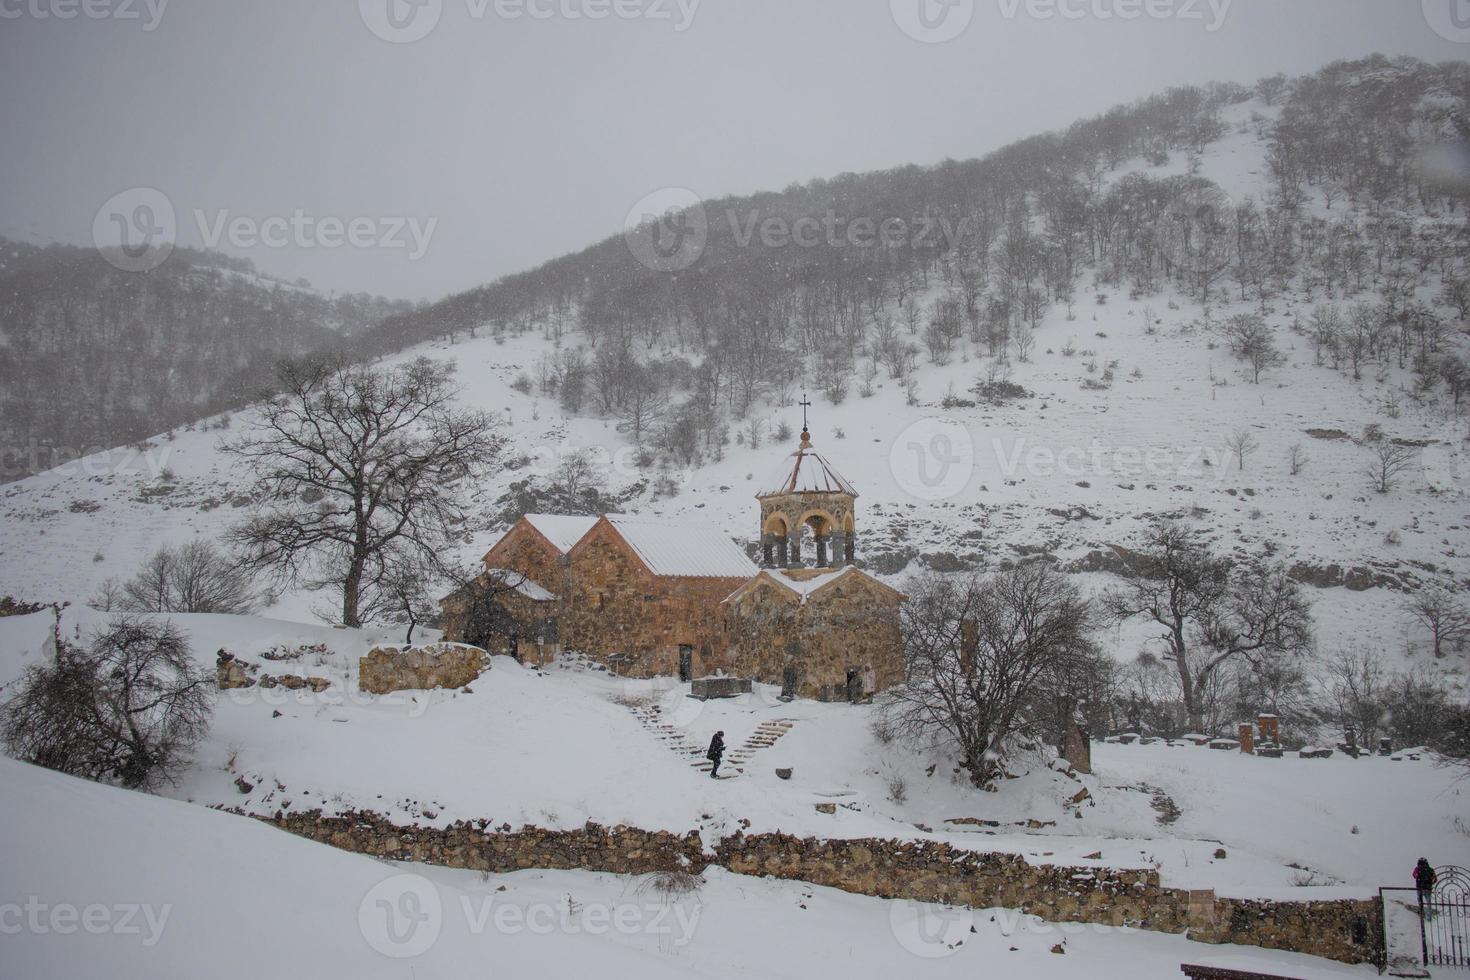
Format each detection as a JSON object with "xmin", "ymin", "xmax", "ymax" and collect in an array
[
  {"xmin": 559, "ymin": 530, "xmax": 745, "ymax": 678},
  {"xmin": 725, "ymin": 576, "xmax": 904, "ymax": 698},
  {"xmin": 483, "ymin": 524, "xmax": 567, "ymax": 594},
  {"xmin": 439, "ymin": 576, "xmax": 557, "ymax": 663}
]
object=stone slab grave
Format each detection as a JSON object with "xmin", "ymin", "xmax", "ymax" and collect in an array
[{"xmin": 690, "ymin": 677, "xmax": 753, "ymax": 700}]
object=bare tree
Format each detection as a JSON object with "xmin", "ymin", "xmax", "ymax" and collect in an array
[
  {"xmin": 1013, "ymin": 323, "xmax": 1036, "ymax": 363},
  {"xmin": 859, "ymin": 358, "xmax": 879, "ymax": 398},
  {"xmin": 876, "ymin": 563, "xmax": 1096, "ymax": 788},
  {"xmin": 223, "ymin": 356, "xmax": 501, "ymax": 628},
  {"xmin": 617, "ymin": 368, "xmax": 667, "ymax": 444},
  {"xmin": 1, "ymin": 617, "xmax": 211, "ymax": 788},
  {"xmin": 1325, "ymin": 645, "xmax": 1387, "ymax": 744},
  {"xmin": 121, "ymin": 541, "xmax": 259, "ymax": 615},
  {"xmin": 89, "ymin": 577, "xmax": 125, "ymax": 613},
  {"xmin": 1403, "ymin": 584, "xmax": 1470, "ymax": 659},
  {"xmin": 1225, "ymin": 314, "xmax": 1285, "ymax": 383},
  {"xmin": 365, "ymin": 547, "xmax": 440, "ymax": 644},
  {"xmin": 1227, "ymin": 427, "xmax": 1258, "ymax": 470},
  {"xmin": 1366, "ymin": 443, "xmax": 1416, "ymax": 494},
  {"xmin": 1287, "ymin": 442, "xmax": 1307, "ymax": 476},
  {"xmin": 742, "ymin": 416, "xmax": 766, "ymax": 450},
  {"xmin": 1104, "ymin": 521, "xmax": 1315, "ymax": 732}
]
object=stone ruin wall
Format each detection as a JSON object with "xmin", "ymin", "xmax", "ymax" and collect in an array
[{"xmin": 253, "ymin": 809, "xmax": 1380, "ymax": 965}]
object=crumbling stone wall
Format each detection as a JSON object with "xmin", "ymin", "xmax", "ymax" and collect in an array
[
  {"xmin": 261, "ymin": 810, "xmax": 703, "ymax": 873},
  {"xmin": 216, "ymin": 651, "xmax": 330, "ymax": 692},
  {"xmin": 1195, "ymin": 894, "xmax": 1380, "ymax": 964},
  {"xmin": 252, "ymin": 810, "xmax": 1380, "ymax": 965},
  {"xmin": 358, "ymin": 644, "xmax": 487, "ymax": 695},
  {"xmin": 717, "ymin": 832, "xmax": 1180, "ymax": 928}
]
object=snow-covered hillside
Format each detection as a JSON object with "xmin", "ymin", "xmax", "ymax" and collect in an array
[
  {"xmin": 3, "ymin": 96, "xmax": 1466, "ymax": 687},
  {"xmin": 1, "ymin": 606, "xmax": 1463, "ymax": 904},
  {"xmin": 2, "ymin": 752, "xmax": 1385, "ymax": 980}
]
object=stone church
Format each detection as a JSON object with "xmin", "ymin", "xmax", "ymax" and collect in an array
[{"xmin": 440, "ymin": 425, "xmax": 906, "ymax": 700}]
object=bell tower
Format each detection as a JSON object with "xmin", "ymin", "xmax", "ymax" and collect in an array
[{"xmin": 756, "ymin": 399, "xmax": 858, "ymax": 569}]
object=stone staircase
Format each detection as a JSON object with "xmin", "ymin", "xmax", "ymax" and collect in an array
[
  {"xmin": 627, "ymin": 703, "xmax": 797, "ymax": 778},
  {"xmin": 727, "ymin": 719, "xmax": 798, "ymax": 770}
]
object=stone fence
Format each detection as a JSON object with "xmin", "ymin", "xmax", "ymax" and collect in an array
[{"xmin": 248, "ymin": 809, "xmax": 1379, "ymax": 965}]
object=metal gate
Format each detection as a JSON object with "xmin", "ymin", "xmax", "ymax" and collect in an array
[
  {"xmin": 1381, "ymin": 866, "xmax": 1470, "ymax": 975},
  {"xmin": 1424, "ymin": 866, "xmax": 1470, "ymax": 969}
]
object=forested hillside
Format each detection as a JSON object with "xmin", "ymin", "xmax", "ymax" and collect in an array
[
  {"xmin": 0, "ymin": 240, "xmax": 412, "ymax": 479},
  {"xmin": 5, "ymin": 56, "xmax": 1466, "ymax": 483},
  {"xmin": 354, "ymin": 55, "xmax": 1470, "ymax": 464}
]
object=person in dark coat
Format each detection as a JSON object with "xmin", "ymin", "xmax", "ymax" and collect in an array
[
  {"xmin": 1414, "ymin": 858, "xmax": 1437, "ymax": 904},
  {"xmin": 706, "ymin": 731, "xmax": 725, "ymax": 779}
]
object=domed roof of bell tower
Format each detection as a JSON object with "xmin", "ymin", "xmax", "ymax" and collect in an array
[{"xmin": 758, "ymin": 427, "xmax": 857, "ymax": 499}]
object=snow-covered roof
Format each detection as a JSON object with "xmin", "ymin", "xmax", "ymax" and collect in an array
[
  {"xmin": 604, "ymin": 516, "xmax": 758, "ymax": 579},
  {"xmin": 484, "ymin": 568, "xmax": 555, "ymax": 602},
  {"xmin": 775, "ymin": 566, "xmax": 851, "ymax": 597},
  {"xmin": 522, "ymin": 514, "xmax": 601, "ymax": 554},
  {"xmin": 766, "ymin": 566, "xmax": 857, "ymax": 604},
  {"xmin": 724, "ymin": 566, "xmax": 904, "ymax": 606},
  {"xmin": 759, "ymin": 434, "xmax": 857, "ymax": 497}
]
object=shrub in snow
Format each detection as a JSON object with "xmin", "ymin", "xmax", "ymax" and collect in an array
[
  {"xmin": 120, "ymin": 541, "xmax": 259, "ymax": 615},
  {"xmin": 0, "ymin": 617, "xmax": 211, "ymax": 789}
]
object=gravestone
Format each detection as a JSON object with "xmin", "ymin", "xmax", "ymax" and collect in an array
[
  {"xmin": 690, "ymin": 677, "xmax": 752, "ymax": 700},
  {"xmin": 1061, "ymin": 723, "xmax": 1091, "ymax": 774},
  {"xmin": 1238, "ymin": 723, "xmax": 1255, "ymax": 754}
]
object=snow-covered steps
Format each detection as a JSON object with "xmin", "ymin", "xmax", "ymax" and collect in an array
[
  {"xmin": 626, "ymin": 703, "xmax": 751, "ymax": 777},
  {"xmin": 727, "ymin": 720, "xmax": 798, "ymax": 767}
]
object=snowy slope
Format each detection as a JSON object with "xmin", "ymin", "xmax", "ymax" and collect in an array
[
  {"xmin": 1, "ymin": 607, "xmax": 1462, "ymax": 901},
  {"xmin": 0, "ymin": 101, "xmax": 1465, "ymax": 687},
  {"xmin": 0, "ymin": 754, "xmax": 1384, "ymax": 980}
]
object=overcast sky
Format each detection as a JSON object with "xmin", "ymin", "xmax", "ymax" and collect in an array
[{"xmin": 1, "ymin": 0, "xmax": 1466, "ymax": 300}]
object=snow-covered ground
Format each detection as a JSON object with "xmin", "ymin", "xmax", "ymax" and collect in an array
[
  {"xmin": 2, "ymin": 606, "xmax": 1463, "ymax": 903},
  {"xmin": 0, "ymin": 752, "xmax": 1384, "ymax": 980}
]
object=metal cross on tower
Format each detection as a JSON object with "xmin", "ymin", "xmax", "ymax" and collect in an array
[{"xmin": 798, "ymin": 394, "xmax": 812, "ymax": 432}]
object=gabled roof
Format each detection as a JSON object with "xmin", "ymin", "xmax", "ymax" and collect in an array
[
  {"xmin": 440, "ymin": 568, "xmax": 556, "ymax": 607},
  {"xmin": 484, "ymin": 568, "xmax": 555, "ymax": 602},
  {"xmin": 595, "ymin": 515, "xmax": 759, "ymax": 579},
  {"xmin": 759, "ymin": 434, "xmax": 857, "ymax": 497},
  {"xmin": 723, "ymin": 566, "xmax": 905, "ymax": 606},
  {"xmin": 521, "ymin": 514, "xmax": 601, "ymax": 554}
]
